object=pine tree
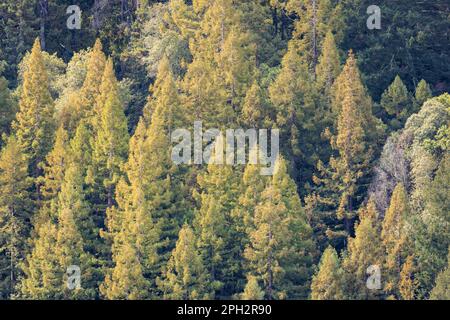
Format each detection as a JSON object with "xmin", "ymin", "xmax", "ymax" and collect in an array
[
  {"xmin": 101, "ymin": 120, "xmax": 159, "ymax": 299},
  {"xmin": 381, "ymin": 183, "xmax": 410, "ymax": 298},
  {"xmin": 381, "ymin": 75, "xmax": 412, "ymax": 131},
  {"xmin": 20, "ymin": 221, "xmax": 60, "ymax": 299},
  {"xmin": 244, "ymin": 183, "xmax": 289, "ymax": 300},
  {"xmin": 237, "ymin": 0, "xmax": 285, "ymax": 66},
  {"xmin": 182, "ymin": 0, "xmax": 257, "ymax": 128},
  {"xmin": 32, "ymin": 126, "xmax": 70, "ymax": 236},
  {"xmin": 181, "ymin": 0, "xmax": 231, "ymax": 127},
  {"xmin": 288, "ymin": 0, "xmax": 344, "ymax": 77},
  {"xmin": 414, "ymin": 155, "xmax": 450, "ymax": 297},
  {"xmin": 142, "ymin": 59, "xmax": 188, "ymax": 274},
  {"xmin": 38, "ymin": 127, "xmax": 69, "ymax": 201},
  {"xmin": 430, "ymin": 250, "xmax": 450, "ymax": 300},
  {"xmin": 100, "ymin": 240, "xmax": 149, "ymax": 300},
  {"xmin": 101, "ymin": 177, "xmax": 156, "ymax": 300},
  {"xmin": 21, "ymin": 163, "xmax": 96, "ymax": 299},
  {"xmin": 240, "ymin": 80, "xmax": 271, "ymax": 128},
  {"xmin": 306, "ymin": 31, "xmax": 341, "ymax": 200},
  {"xmin": 0, "ymin": 0, "xmax": 38, "ymax": 86},
  {"xmin": 195, "ymin": 152, "xmax": 244, "ymax": 298},
  {"xmin": 81, "ymin": 58, "xmax": 130, "ymax": 277},
  {"xmin": 219, "ymin": 26, "xmax": 256, "ymax": 112},
  {"xmin": 88, "ymin": 58, "xmax": 129, "ymax": 209},
  {"xmin": 245, "ymin": 157, "xmax": 315, "ymax": 299},
  {"xmin": 311, "ymin": 246, "xmax": 345, "ymax": 300},
  {"xmin": 103, "ymin": 58, "xmax": 189, "ymax": 298},
  {"xmin": 331, "ymin": 51, "xmax": 381, "ymax": 141},
  {"xmin": 80, "ymin": 39, "xmax": 107, "ymax": 121},
  {"xmin": 269, "ymin": 1, "xmax": 345, "ymax": 189},
  {"xmin": 314, "ymin": 52, "xmax": 381, "ymax": 236},
  {"xmin": 59, "ymin": 40, "xmax": 106, "ymax": 134},
  {"xmin": 399, "ymin": 255, "xmax": 419, "ymax": 300},
  {"xmin": 13, "ymin": 38, "xmax": 55, "ymax": 178},
  {"xmin": 158, "ymin": 225, "xmax": 212, "ymax": 300},
  {"xmin": 316, "ymin": 31, "xmax": 341, "ymax": 94},
  {"xmin": 0, "ymin": 136, "xmax": 32, "ymax": 299},
  {"xmin": 268, "ymin": 40, "xmax": 319, "ymax": 188},
  {"xmin": 69, "ymin": 121, "xmax": 93, "ymax": 180},
  {"xmin": 54, "ymin": 164, "xmax": 96, "ymax": 299},
  {"xmin": 341, "ymin": 200, "xmax": 384, "ymax": 300},
  {"xmin": 241, "ymin": 275, "xmax": 265, "ymax": 300},
  {"xmin": 144, "ymin": 56, "xmax": 185, "ymax": 129},
  {"xmin": 271, "ymin": 157, "xmax": 316, "ymax": 298},
  {"xmin": 0, "ymin": 75, "xmax": 16, "ymax": 144},
  {"xmin": 232, "ymin": 147, "xmax": 269, "ymax": 242},
  {"xmin": 414, "ymin": 79, "xmax": 433, "ymax": 111},
  {"xmin": 102, "ymin": 120, "xmax": 149, "ymax": 244}
]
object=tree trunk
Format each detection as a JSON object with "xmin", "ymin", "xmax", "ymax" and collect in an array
[
  {"xmin": 9, "ymin": 208, "xmax": 15, "ymax": 298},
  {"xmin": 93, "ymin": 0, "xmax": 101, "ymax": 30},
  {"xmin": 267, "ymin": 227, "xmax": 273, "ymax": 300},
  {"xmin": 39, "ymin": 0, "xmax": 48, "ymax": 50},
  {"xmin": 311, "ymin": 0, "xmax": 318, "ymax": 79}
]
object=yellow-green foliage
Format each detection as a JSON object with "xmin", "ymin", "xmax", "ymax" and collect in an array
[
  {"xmin": 1, "ymin": 2, "xmax": 448, "ymax": 302},
  {"xmin": 0, "ymin": 136, "xmax": 32, "ymax": 298},
  {"xmin": 13, "ymin": 39, "xmax": 55, "ymax": 177},
  {"xmin": 159, "ymin": 225, "xmax": 212, "ymax": 300},
  {"xmin": 311, "ymin": 246, "xmax": 345, "ymax": 300}
]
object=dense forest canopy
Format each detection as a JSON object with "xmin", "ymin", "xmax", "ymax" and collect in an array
[{"xmin": 0, "ymin": 0, "xmax": 449, "ymax": 300}]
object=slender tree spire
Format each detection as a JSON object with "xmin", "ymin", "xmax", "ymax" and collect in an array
[
  {"xmin": 311, "ymin": 246, "xmax": 345, "ymax": 300},
  {"xmin": 88, "ymin": 58, "xmax": 129, "ymax": 209},
  {"xmin": 382, "ymin": 183, "xmax": 411, "ymax": 299},
  {"xmin": 13, "ymin": 38, "xmax": 55, "ymax": 178},
  {"xmin": 0, "ymin": 136, "xmax": 32, "ymax": 299},
  {"xmin": 158, "ymin": 225, "xmax": 212, "ymax": 300}
]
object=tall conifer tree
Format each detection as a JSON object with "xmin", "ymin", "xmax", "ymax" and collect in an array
[
  {"xmin": 241, "ymin": 275, "xmax": 265, "ymax": 300},
  {"xmin": 80, "ymin": 39, "xmax": 107, "ymax": 121},
  {"xmin": 311, "ymin": 246, "xmax": 345, "ymax": 300},
  {"xmin": 341, "ymin": 201, "xmax": 383, "ymax": 300},
  {"xmin": 430, "ymin": 250, "xmax": 450, "ymax": 300},
  {"xmin": 34, "ymin": 127, "xmax": 69, "ymax": 229},
  {"xmin": 0, "ymin": 136, "xmax": 32, "ymax": 299},
  {"xmin": 414, "ymin": 79, "xmax": 433, "ymax": 111},
  {"xmin": 182, "ymin": 0, "xmax": 256, "ymax": 127},
  {"xmin": 88, "ymin": 58, "xmax": 129, "ymax": 209},
  {"xmin": 195, "ymin": 150, "xmax": 244, "ymax": 298},
  {"xmin": 381, "ymin": 75, "xmax": 412, "ymax": 131},
  {"xmin": 101, "ymin": 120, "xmax": 159, "ymax": 299},
  {"xmin": 21, "ymin": 164, "xmax": 95, "ymax": 299},
  {"xmin": 245, "ymin": 157, "xmax": 315, "ymax": 299},
  {"xmin": 158, "ymin": 225, "xmax": 212, "ymax": 300},
  {"xmin": 288, "ymin": 0, "xmax": 344, "ymax": 77},
  {"xmin": 13, "ymin": 38, "xmax": 55, "ymax": 178},
  {"xmin": 413, "ymin": 155, "xmax": 450, "ymax": 297},
  {"xmin": 0, "ymin": 75, "xmax": 15, "ymax": 144},
  {"xmin": 142, "ymin": 58, "xmax": 188, "ymax": 273},
  {"xmin": 382, "ymin": 183, "xmax": 411, "ymax": 299},
  {"xmin": 314, "ymin": 52, "xmax": 381, "ymax": 234}
]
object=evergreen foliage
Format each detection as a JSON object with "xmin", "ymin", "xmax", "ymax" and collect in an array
[{"xmin": 0, "ymin": 0, "xmax": 448, "ymax": 301}]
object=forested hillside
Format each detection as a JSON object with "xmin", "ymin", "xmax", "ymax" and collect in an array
[{"xmin": 0, "ymin": 0, "xmax": 449, "ymax": 300}]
